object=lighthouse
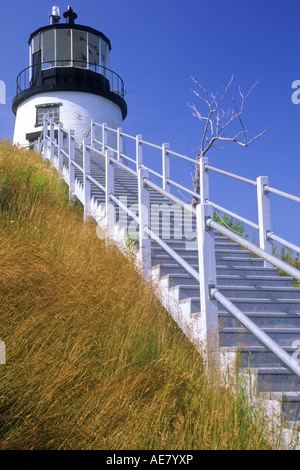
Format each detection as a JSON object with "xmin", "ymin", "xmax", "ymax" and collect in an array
[{"xmin": 12, "ymin": 6, "xmax": 127, "ymax": 147}]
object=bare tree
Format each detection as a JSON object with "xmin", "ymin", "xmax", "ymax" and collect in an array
[{"xmin": 188, "ymin": 75, "xmax": 266, "ymax": 207}]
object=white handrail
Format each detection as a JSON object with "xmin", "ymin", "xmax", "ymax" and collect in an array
[
  {"xmin": 268, "ymin": 232, "xmax": 300, "ymax": 255},
  {"xmin": 110, "ymin": 156, "xmax": 137, "ymax": 176},
  {"xmin": 71, "ymin": 134, "xmax": 83, "ymax": 145},
  {"xmin": 43, "ymin": 117, "xmax": 300, "ymax": 257},
  {"xmin": 265, "ymin": 185, "xmax": 300, "ymax": 205},
  {"xmin": 86, "ymin": 174, "xmax": 106, "ymax": 194},
  {"xmin": 71, "ymin": 159, "xmax": 83, "ymax": 173},
  {"xmin": 168, "ymin": 178, "xmax": 200, "ymax": 199},
  {"xmin": 208, "ymin": 218, "xmax": 300, "ymax": 281},
  {"xmin": 167, "ymin": 149, "xmax": 197, "ymax": 164},
  {"xmin": 110, "ymin": 194, "xmax": 200, "ymax": 282},
  {"xmin": 211, "ymin": 287, "xmax": 300, "ymax": 377},
  {"xmin": 205, "ymin": 164, "xmax": 257, "ymax": 186},
  {"xmin": 120, "ymin": 131, "xmax": 136, "ymax": 141},
  {"xmin": 144, "ymin": 178, "xmax": 196, "ymax": 216},
  {"xmin": 140, "ymin": 139, "xmax": 162, "ymax": 150},
  {"xmin": 120, "ymin": 153, "xmax": 136, "ymax": 164},
  {"xmin": 42, "ymin": 117, "xmax": 300, "ymax": 380},
  {"xmin": 209, "ymin": 200, "xmax": 259, "ymax": 230}
]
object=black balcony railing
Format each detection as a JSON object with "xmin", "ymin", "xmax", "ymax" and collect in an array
[{"xmin": 15, "ymin": 61, "xmax": 126, "ymax": 100}]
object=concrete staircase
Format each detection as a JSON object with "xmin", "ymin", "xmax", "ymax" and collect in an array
[{"xmin": 62, "ymin": 145, "xmax": 300, "ymax": 448}]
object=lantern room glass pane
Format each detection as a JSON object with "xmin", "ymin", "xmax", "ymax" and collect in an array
[
  {"xmin": 56, "ymin": 29, "xmax": 71, "ymax": 66},
  {"xmin": 32, "ymin": 34, "xmax": 41, "ymax": 53},
  {"xmin": 73, "ymin": 30, "xmax": 87, "ymax": 68},
  {"xmin": 42, "ymin": 30, "xmax": 55, "ymax": 68},
  {"xmin": 88, "ymin": 33, "xmax": 99, "ymax": 70},
  {"xmin": 101, "ymin": 40, "xmax": 109, "ymax": 67},
  {"xmin": 100, "ymin": 40, "xmax": 110, "ymax": 78}
]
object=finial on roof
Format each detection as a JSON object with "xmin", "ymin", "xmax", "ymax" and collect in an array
[{"xmin": 63, "ymin": 6, "xmax": 78, "ymax": 24}]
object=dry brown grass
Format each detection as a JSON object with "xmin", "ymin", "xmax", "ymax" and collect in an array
[{"xmin": 0, "ymin": 141, "xmax": 272, "ymax": 450}]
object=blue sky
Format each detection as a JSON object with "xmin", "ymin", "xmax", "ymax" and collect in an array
[{"xmin": 0, "ymin": 0, "xmax": 299, "ymax": 250}]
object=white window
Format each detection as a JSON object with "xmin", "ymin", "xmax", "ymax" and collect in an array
[{"xmin": 36, "ymin": 103, "xmax": 61, "ymax": 127}]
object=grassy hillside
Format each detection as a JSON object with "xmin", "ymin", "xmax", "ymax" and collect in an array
[{"xmin": 0, "ymin": 141, "xmax": 272, "ymax": 450}]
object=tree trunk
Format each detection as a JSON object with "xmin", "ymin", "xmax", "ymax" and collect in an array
[{"xmin": 192, "ymin": 154, "xmax": 200, "ymax": 207}]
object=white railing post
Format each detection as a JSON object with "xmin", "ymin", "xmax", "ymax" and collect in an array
[
  {"xmin": 40, "ymin": 136, "xmax": 44, "ymax": 154},
  {"xmin": 117, "ymin": 127, "xmax": 123, "ymax": 162},
  {"xmin": 90, "ymin": 119, "xmax": 94, "ymax": 147},
  {"xmin": 162, "ymin": 143, "xmax": 170, "ymax": 192},
  {"xmin": 57, "ymin": 122, "xmax": 63, "ymax": 172},
  {"xmin": 257, "ymin": 176, "xmax": 272, "ymax": 267},
  {"xmin": 42, "ymin": 114, "xmax": 49, "ymax": 160},
  {"xmin": 102, "ymin": 122, "xmax": 108, "ymax": 154},
  {"xmin": 118, "ymin": 195, "xmax": 128, "ymax": 233},
  {"xmin": 200, "ymin": 156, "xmax": 209, "ymax": 203},
  {"xmin": 43, "ymin": 122, "xmax": 48, "ymax": 160},
  {"xmin": 68, "ymin": 130, "xmax": 75, "ymax": 198},
  {"xmin": 136, "ymin": 134, "xmax": 143, "ymax": 172},
  {"xmin": 83, "ymin": 138, "xmax": 91, "ymax": 221},
  {"xmin": 105, "ymin": 149, "xmax": 115, "ymax": 231},
  {"xmin": 196, "ymin": 202, "xmax": 219, "ymax": 366},
  {"xmin": 49, "ymin": 117, "xmax": 55, "ymax": 166},
  {"xmin": 138, "ymin": 167, "xmax": 151, "ymax": 276}
]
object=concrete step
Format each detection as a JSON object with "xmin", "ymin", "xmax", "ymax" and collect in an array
[
  {"xmin": 220, "ymin": 327, "xmax": 300, "ymax": 348},
  {"xmin": 151, "ymin": 239, "xmax": 244, "ymax": 252},
  {"xmin": 217, "ymin": 276, "xmax": 293, "ymax": 288},
  {"xmin": 151, "ymin": 253, "xmax": 265, "ymax": 269},
  {"xmin": 219, "ymin": 298, "xmax": 300, "ymax": 314},
  {"xmin": 258, "ymin": 392, "xmax": 300, "ymax": 422},
  {"xmin": 221, "ymin": 345, "xmax": 299, "ymax": 368},
  {"xmin": 213, "ymin": 257, "xmax": 266, "ymax": 268},
  {"xmin": 215, "ymin": 235, "xmax": 233, "ymax": 242},
  {"xmin": 219, "ymin": 286, "xmax": 300, "ymax": 301},
  {"xmin": 179, "ymin": 297, "xmax": 300, "ymax": 315},
  {"xmin": 162, "ymin": 272, "xmax": 293, "ymax": 289},
  {"xmin": 151, "ymin": 245, "xmax": 253, "ymax": 260},
  {"xmin": 253, "ymin": 368, "xmax": 300, "ymax": 393},
  {"xmin": 153, "ymin": 262, "xmax": 280, "ymax": 278},
  {"xmin": 219, "ymin": 312, "xmax": 300, "ymax": 329},
  {"xmin": 172, "ymin": 284, "xmax": 300, "ymax": 302},
  {"xmin": 216, "ymin": 266, "xmax": 281, "ymax": 276}
]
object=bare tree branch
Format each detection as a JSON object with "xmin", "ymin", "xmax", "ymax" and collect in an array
[{"xmin": 189, "ymin": 75, "xmax": 267, "ymax": 207}]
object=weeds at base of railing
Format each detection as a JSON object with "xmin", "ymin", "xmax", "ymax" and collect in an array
[
  {"xmin": 123, "ymin": 232, "xmax": 138, "ymax": 263},
  {"xmin": 225, "ymin": 346, "xmax": 300, "ymax": 450}
]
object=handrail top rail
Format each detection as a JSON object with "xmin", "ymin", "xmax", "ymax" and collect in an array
[
  {"xmin": 91, "ymin": 119, "xmax": 300, "ymax": 206},
  {"xmin": 44, "ymin": 117, "xmax": 300, "ymax": 250},
  {"xmin": 45, "ymin": 117, "xmax": 300, "ymax": 207},
  {"xmin": 205, "ymin": 164, "xmax": 257, "ymax": 186},
  {"xmin": 207, "ymin": 217, "xmax": 300, "ymax": 282},
  {"xmin": 265, "ymin": 185, "xmax": 300, "ymax": 204}
]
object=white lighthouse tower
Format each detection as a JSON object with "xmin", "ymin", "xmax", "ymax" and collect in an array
[{"xmin": 12, "ymin": 6, "xmax": 127, "ymax": 147}]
